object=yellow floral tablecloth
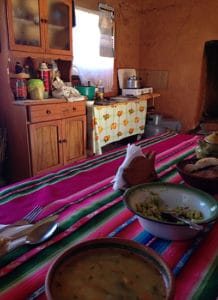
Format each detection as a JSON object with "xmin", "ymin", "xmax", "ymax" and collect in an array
[{"xmin": 88, "ymin": 99, "xmax": 147, "ymax": 154}]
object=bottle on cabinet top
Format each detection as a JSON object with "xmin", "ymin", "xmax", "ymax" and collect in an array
[
  {"xmin": 38, "ymin": 62, "xmax": 51, "ymax": 99},
  {"xmin": 96, "ymin": 80, "xmax": 104, "ymax": 101}
]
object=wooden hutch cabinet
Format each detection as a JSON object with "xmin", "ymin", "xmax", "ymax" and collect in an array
[{"xmin": 0, "ymin": 0, "xmax": 87, "ymax": 183}]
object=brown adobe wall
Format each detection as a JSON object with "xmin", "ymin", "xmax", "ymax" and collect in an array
[{"xmin": 139, "ymin": 0, "xmax": 218, "ymax": 131}]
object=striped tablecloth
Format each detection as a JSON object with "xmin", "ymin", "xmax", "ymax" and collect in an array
[{"xmin": 0, "ymin": 131, "xmax": 217, "ymax": 300}]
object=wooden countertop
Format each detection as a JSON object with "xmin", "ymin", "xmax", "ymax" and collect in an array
[
  {"xmin": 94, "ymin": 93, "xmax": 160, "ymax": 106},
  {"xmin": 13, "ymin": 93, "xmax": 160, "ymax": 106},
  {"xmin": 13, "ymin": 97, "xmax": 86, "ymax": 106},
  {"xmin": 139, "ymin": 93, "xmax": 160, "ymax": 100}
]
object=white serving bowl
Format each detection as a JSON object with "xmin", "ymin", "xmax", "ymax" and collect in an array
[{"xmin": 123, "ymin": 182, "xmax": 218, "ymax": 240}]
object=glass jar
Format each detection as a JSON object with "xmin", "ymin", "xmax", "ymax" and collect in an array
[{"xmin": 195, "ymin": 139, "xmax": 218, "ymax": 158}]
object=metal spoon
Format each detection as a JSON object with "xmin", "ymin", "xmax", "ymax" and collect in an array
[
  {"xmin": 25, "ymin": 220, "xmax": 58, "ymax": 244},
  {"xmin": 7, "ymin": 219, "xmax": 58, "ymax": 252},
  {"xmin": 161, "ymin": 211, "xmax": 204, "ymax": 231}
]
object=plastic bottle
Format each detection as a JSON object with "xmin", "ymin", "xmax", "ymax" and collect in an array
[
  {"xmin": 15, "ymin": 62, "xmax": 23, "ymax": 74},
  {"xmin": 96, "ymin": 80, "xmax": 104, "ymax": 101},
  {"xmin": 50, "ymin": 59, "xmax": 60, "ymax": 81},
  {"xmin": 23, "ymin": 65, "xmax": 30, "ymax": 74}
]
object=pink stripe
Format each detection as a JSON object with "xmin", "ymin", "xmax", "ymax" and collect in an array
[
  {"xmin": 156, "ymin": 137, "xmax": 198, "ymax": 167},
  {"xmin": 142, "ymin": 134, "xmax": 198, "ymax": 156},
  {"xmin": 114, "ymin": 219, "xmax": 142, "ymax": 239},
  {"xmin": 84, "ymin": 210, "xmax": 135, "ymax": 240},
  {"xmin": 162, "ymin": 241, "xmax": 193, "ymax": 269}
]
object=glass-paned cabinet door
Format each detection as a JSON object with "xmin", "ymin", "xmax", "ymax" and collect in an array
[
  {"xmin": 7, "ymin": 0, "xmax": 44, "ymax": 51},
  {"xmin": 47, "ymin": 0, "xmax": 72, "ymax": 54}
]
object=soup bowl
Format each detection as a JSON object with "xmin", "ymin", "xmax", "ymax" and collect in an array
[
  {"xmin": 123, "ymin": 182, "xmax": 218, "ymax": 240},
  {"xmin": 45, "ymin": 238, "xmax": 175, "ymax": 300}
]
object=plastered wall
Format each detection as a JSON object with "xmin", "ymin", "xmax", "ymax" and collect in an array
[{"xmin": 75, "ymin": 0, "xmax": 218, "ymax": 131}]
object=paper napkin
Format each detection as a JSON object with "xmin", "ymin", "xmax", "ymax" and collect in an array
[
  {"xmin": 112, "ymin": 143, "xmax": 145, "ymax": 190},
  {"xmin": 0, "ymin": 224, "xmax": 32, "ymax": 238},
  {"xmin": 0, "ymin": 224, "xmax": 32, "ymax": 255}
]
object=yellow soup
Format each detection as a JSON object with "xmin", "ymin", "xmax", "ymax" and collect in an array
[{"xmin": 51, "ymin": 248, "xmax": 167, "ymax": 300}]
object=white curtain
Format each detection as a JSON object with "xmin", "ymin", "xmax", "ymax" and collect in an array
[{"xmin": 73, "ymin": 8, "xmax": 114, "ymax": 92}]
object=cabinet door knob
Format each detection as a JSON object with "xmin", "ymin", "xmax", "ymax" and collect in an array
[
  {"xmin": 46, "ymin": 109, "xmax": 51, "ymax": 114},
  {"xmin": 58, "ymin": 139, "xmax": 67, "ymax": 144},
  {"xmin": 72, "ymin": 107, "xmax": 76, "ymax": 111},
  {"xmin": 40, "ymin": 18, "xmax": 47, "ymax": 23}
]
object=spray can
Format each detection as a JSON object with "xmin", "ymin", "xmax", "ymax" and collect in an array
[{"xmin": 38, "ymin": 62, "xmax": 51, "ymax": 98}]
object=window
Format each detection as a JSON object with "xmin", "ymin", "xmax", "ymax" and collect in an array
[{"xmin": 73, "ymin": 7, "xmax": 114, "ymax": 92}]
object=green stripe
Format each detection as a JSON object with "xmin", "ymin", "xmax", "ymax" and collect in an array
[
  {"xmin": 157, "ymin": 149, "xmax": 195, "ymax": 173},
  {"xmin": 191, "ymin": 256, "xmax": 218, "ymax": 300}
]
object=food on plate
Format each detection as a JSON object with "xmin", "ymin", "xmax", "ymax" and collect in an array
[
  {"xmin": 134, "ymin": 192, "xmax": 203, "ymax": 222},
  {"xmin": 184, "ymin": 157, "xmax": 218, "ymax": 173},
  {"xmin": 204, "ymin": 131, "xmax": 218, "ymax": 144},
  {"xmin": 190, "ymin": 166, "xmax": 218, "ymax": 179},
  {"xmin": 50, "ymin": 247, "xmax": 167, "ymax": 300},
  {"xmin": 183, "ymin": 157, "xmax": 218, "ymax": 180}
]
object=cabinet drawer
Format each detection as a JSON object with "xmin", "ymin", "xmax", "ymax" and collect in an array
[
  {"xmin": 60, "ymin": 102, "xmax": 86, "ymax": 118},
  {"xmin": 28, "ymin": 105, "xmax": 60, "ymax": 122},
  {"xmin": 28, "ymin": 101, "xmax": 86, "ymax": 123}
]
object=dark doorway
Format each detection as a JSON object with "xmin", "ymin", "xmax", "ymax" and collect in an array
[{"xmin": 203, "ymin": 40, "xmax": 218, "ymax": 119}]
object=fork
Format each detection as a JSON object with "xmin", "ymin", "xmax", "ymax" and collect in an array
[
  {"xmin": 22, "ymin": 205, "xmax": 44, "ymax": 223},
  {"xmin": 161, "ymin": 211, "xmax": 204, "ymax": 231},
  {"xmin": 0, "ymin": 205, "xmax": 44, "ymax": 234}
]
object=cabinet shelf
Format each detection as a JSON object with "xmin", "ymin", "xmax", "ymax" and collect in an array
[
  {"xmin": 48, "ymin": 23, "xmax": 66, "ymax": 30},
  {"xmin": 9, "ymin": 72, "xmax": 30, "ymax": 79},
  {"xmin": 13, "ymin": 17, "xmax": 67, "ymax": 31},
  {"xmin": 13, "ymin": 17, "xmax": 39, "ymax": 25}
]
